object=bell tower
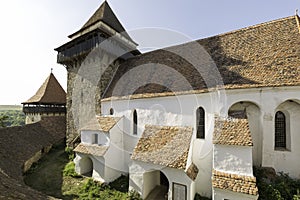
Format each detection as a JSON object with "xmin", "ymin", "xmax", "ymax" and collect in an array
[{"xmin": 55, "ymin": 1, "xmax": 139, "ymax": 147}]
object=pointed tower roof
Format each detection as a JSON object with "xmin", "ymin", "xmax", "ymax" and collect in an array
[
  {"xmin": 69, "ymin": 1, "xmax": 134, "ymax": 43},
  {"xmin": 22, "ymin": 73, "xmax": 66, "ymax": 105}
]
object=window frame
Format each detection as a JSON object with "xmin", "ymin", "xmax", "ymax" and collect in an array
[
  {"xmin": 196, "ymin": 107, "xmax": 205, "ymax": 139},
  {"xmin": 275, "ymin": 111, "xmax": 286, "ymax": 150}
]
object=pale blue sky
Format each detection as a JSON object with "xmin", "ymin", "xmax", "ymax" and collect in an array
[{"xmin": 0, "ymin": 0, "xmax": 298, "ymax": 104}]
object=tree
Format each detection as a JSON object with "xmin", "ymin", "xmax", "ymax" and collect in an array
[{"xmin": 0, "ymin": 115, "xmax": 9, "ymax": 128}]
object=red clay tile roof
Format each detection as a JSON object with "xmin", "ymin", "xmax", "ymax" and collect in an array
[
  {"xmin": 74, "ymin": 143, "xmax": 108, "ymax": 157},
  {"xmin": 22, "ymin": 73, "xmax": 66, "ymax": 105},
  {"xmin": 103, "ymin": 15, "xmax": 300, "ymax": 100},
  {"xmin": 81, "ymin": 116, "xmax": 121, "ymax": 132},
  {"xmin": 213, "ymin": 117, "xmax": 253, "ymax": 146},
  {"xmin": 131, "ymin": 125, "xmax": 193, "ymax": 169},
  {"xmin": 212, "ymin": 170, "xmax": 258, "ymax": 196}
]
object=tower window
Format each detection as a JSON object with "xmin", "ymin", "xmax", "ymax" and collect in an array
[
  {"xmin": 275, "ymin": 111, "xmax": 286, "ymax": 149},
  {"xmin": 196, "ymin": 107, "xmax": 205, "ymax": 139},
  {"xmin": 133, "ymin": 110, "xmax": 137, "ymax": 135}
]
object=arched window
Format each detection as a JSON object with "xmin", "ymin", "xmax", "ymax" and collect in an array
[
  {"xmin": 109, "ymin": 108, "xmax": 114, "ymax": 115},
  {"xmin": 133, "ymin": 110, "xmax": 137, "ymax": 135},
  {"xmin": 196, "ymin": 107, "xmax": 205, "ymax": 139},
  {"xmin": 275, "ymin": 111, "xmax": 286, "ymax": 149}
]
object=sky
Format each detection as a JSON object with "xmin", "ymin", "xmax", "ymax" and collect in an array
[{"xmin": 0, "ymin": 0, "xmax": 299, "ymax": 105}]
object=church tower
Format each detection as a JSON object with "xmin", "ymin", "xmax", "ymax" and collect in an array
[
  {"xmin": 22, "ymin": 73, "xmax": 66, "ymax": 124},
  {"xmin": 55, "ymin": 1, "xmax": 139, "ymax": 147}
]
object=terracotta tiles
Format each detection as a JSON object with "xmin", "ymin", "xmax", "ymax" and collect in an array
[
  {"xmin": 81, "ymin": 116, "xmax": 121, "ymax": 132},
  {"xmin": 186, "ymin": 163, "xmax": 199, "ymax": 181},
  {"xmin": 213, "ymin": 117, "xmax": 253, "ymax": 146},
  {"xmin": 131, "ymin": 125, "xmax": 193, "ymax": 169},
  {"xmin": 212, "ymin": 170, "xmax": 258, "ymax": 196},
  {"xmin": 74, "ymin": 143, "xmax": 108, "ymax": 157}
]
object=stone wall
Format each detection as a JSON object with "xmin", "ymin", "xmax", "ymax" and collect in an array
[{"xmin": 65, "ymin": 51, "xmax": 121, "ymax": 147}]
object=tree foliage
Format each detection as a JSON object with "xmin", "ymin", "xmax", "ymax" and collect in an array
[{"xmin": 0, "ymin": 110, "xmax": 25, "ymax": 127}]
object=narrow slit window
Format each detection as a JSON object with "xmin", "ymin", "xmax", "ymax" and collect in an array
[
  {"xmin": 133, "ymin": 110, "xmax": 137, "ymax": 135},
  {"xmin": 275, "ymin": 111, "xmax": 286, "ymax": 149},
  {"xmin": 196, "ymin": 107, "xmax": 205, "ymax": 139}
]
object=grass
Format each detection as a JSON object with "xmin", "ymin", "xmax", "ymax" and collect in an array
[
  {"xmin": 0, "ymin": 105, "xmax": 22, "ymax": 111},
  {"xmin": 24, "ymin": 142, "xmax": 141, "ymax": 200}
]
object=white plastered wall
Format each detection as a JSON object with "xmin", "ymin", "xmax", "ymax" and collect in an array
[{"xmin": 102, "ymin": 85, "xmax": 300, "ymax": 196}]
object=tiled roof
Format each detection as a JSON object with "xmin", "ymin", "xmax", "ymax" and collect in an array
[
  {"xmin": 0, "ymin": 116, "xmax": 66, "ymax": 181},
  {"xmin": 131, "ymin": 125, "xmax": 193, "ymax": 169},
  {"xmin": 74, "ymin": 143, "xmax": 108, "ymax": 157},
  {"xmin": 22, "ymin": 73, "xmax": 66, "ymax": 105},
  {"xmin": 103, "ymin": 15, "xmax": 300, "ymax": 100},
  {"xmin": 212, "ymin": 170, "xmax": 258, "ymax": 196},
  {"xmin": 0, "ymin": 171, "xmax": 51, "ymax": 200},
  {"xmin": 185, "ymin": 163, "xmax": 199, "ymax": 181},
  {"xmin": 81, "ymin": 116, "xmax": 121, "ymax": 132},
  {"xmin": 213, "ymin": 117, "xmax": 253, "ymax": 146},
  {"xmin": 69, "ymin": 1, "xmax": 134, "ymax": 43}
]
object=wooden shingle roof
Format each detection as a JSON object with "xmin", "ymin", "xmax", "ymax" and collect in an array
[
  {"xmin": 103, "ymin": 15, "xmax": 300, "ymax": 100},
  {"xmin": 81, "ymin": 116, "xmax": 121, "ymax": 132},
  {"xmin": 74, "ymin": 143, "xmax": 108, "ymax": 157},
  {"xmin": 213, "ymin": 117, "xmax": 253, "ymax": 146},
  {"xmin": 131, "ymin": 125, "xmax": 193, "ymax": 169},
  {"xmin": 69, "ymin": 1, "xmax": 134, "ymax": 43},
  {"xmin": 212, "ymin": 170, "xmax": 258, "ymax": 196},
  {"xmin": 22, "ymin": 73, "xmax": 66, "ymax": 105}
]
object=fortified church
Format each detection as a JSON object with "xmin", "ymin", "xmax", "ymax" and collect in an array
[{"xmin": 55, "ymin": 2, "xmax": 300, "ymax": 199}]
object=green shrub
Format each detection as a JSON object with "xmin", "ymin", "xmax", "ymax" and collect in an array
[
  {"xmin": 63, "ymin": 161, "xmax": 80, "ymax": 177},
  {"xmin": 127, "ymin": 190, "xmax": 142, "ymax": 200},
  {"xmin": 65, "ymin": 146, "xmax": 74, "ymax": 160},
  {"xmin": 254, "ymin": 167, "xmax": 300, "ymax": 200}
]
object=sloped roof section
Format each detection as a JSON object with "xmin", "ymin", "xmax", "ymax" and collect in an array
[
  {"xmin": 74, "ymin": 143, "xmax": 108, "ymax": 157},
  {"xmin": 103, "ymin": 15, "xmax": 300, "ymax": 100},
  {"xmin": 81, "ymin": 116, "xmax": 121, "ymax": 132},
  {"xmin": 212, "ymin": 170, "xmax": 258, "ymax": 196},
  {"xmin": 213, "ymin": 117, "xmax": 253, "ymax": 146},
  {"xmin": 131, "ymin": 125, "xmax": 193, "ymax": 169},
  {"xmin": 22, "ymin": 73, "xmax": 66, "ymax": 105},
  {"xmin": 69, "ymin": 1, "xmax": 134, "ymax": 43},
  {"xmin": 0, "ymin": 116, "xmax": 66, "ymax": 181}
]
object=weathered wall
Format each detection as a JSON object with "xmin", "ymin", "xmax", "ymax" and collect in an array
[
  {"xmin": 213, "ymin": 188, "xmax": 258, "ymax": 200},
  {"xmin": 213, "ymin": 145, "xmax": 253, "ymax": 176},
  {"xmin": 65, "ymin": 51, "xmax": 121, "ymax": 147}
]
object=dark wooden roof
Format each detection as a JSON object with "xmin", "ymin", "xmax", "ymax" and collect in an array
[
  {"xmin": 22, "ymin": 73, "xmax": 66, "ymax": 105},
  {"xmin": 0, "ymin": 116, "xmax": 65, "ymax": 199},
  {"xmin": 0, "ymin": 116, "xmax": 66, "ymax": 181},
  {"xmin": 69, "ymin": 1, "xmax": 135, "ymax": 44},
  {"xmin": 103, "ymin": 15, "xmax": 300, "ymax": 100}
]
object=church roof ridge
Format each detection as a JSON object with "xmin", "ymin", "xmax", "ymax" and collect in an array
[{"xmin": 103, "ymin": 15, "xmax": 300, "ymax": 100}]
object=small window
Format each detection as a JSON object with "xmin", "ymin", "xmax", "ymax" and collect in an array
[
  {"xmin": 196, "ymin": 107, "xmax": 205, "ymax": 139},
  {"xmin": 92, "ymin": 134, "xmax": 98, "ymax": 144},
  {"xmin": 109, "ymin": 108, "xmax": 114, "ymax": 115},
  {"xmin": 275, "ymin": 111, "xmax": 286, "ymax": 149},
  {"xmin": 133, "ymin": 110, "xmax": 137, "ymax": 135}
]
